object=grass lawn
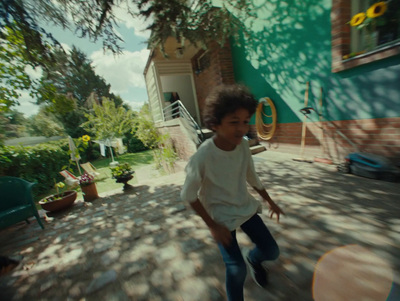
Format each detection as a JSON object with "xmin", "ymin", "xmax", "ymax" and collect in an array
[
  {"xmin": 86, "ymin": 150, "xmax": 156, "ymax": 195},
  {"xmin": 36, "ymin": 150, "xmax": 156, "ymax": 205}
]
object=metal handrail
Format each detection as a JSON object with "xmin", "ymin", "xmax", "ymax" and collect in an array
[{"xmin": 162, "ymin": 100, "xmax": 205, "ymax": 144}]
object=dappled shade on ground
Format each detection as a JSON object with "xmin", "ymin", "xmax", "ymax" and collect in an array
[{"xmin": 1, "ymin": 150, "xmax": 399, "ymax": 300}]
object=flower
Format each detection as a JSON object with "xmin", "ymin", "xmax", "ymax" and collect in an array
[
  {"xmin": 40, "ymin": 180, "xmax": 71, "ymax": 203},
  {"xmin": 110, "ymin": 163, "xmax": 135, "ymax": 179},
  {"xmin": 54, "ymin": 181, "xmax": 66, "ymax": 195},
  {"xmin": 350, "ymin": 13, "xmax": 366, "ymax": 27},
  {"xmin": 79, "ymin": 173, "xmax": 95, "ymax": 187},
  {"xmin": 82, "ymin": 135, "xmax": 91, "ymax": 142},
  {"xmin": 345, "ymin": 0, "xmax": 393, "ymax": 56},
  {"xmin": 348, "ymin": 1, "xmax": 389, "ymax": 29},
  {"xmin": 56, "ymin": 182, "xmax": 65, "ymax": 189},
  {"xmin": 366, "ymin": 1, "xmax": 387, "ymax": 18}
]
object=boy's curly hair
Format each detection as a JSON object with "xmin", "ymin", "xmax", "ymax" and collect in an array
[{"xmin": 202, "ymin": 84, "xmax": 258, "ymax": 130}]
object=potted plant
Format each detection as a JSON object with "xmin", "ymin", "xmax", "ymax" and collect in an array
[
  {"xmin": 110, "ymin": 163, "xmax": 135, "ymax": 190},
  {"xmin": 39, "ymin": 181, "xmax": 78, "ymax": 212},
  {"xmin": 79, "ymin": 173, "xmax": 99, "ymax": 202}
]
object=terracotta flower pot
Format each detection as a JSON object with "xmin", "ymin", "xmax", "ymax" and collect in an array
[
  {"xmin": 39, "ymin": 191, "xmax": 77, "ymax": 212},
  {"xmin": 81, "ymin": 183, "xmax": 99, "ymax": 202}
]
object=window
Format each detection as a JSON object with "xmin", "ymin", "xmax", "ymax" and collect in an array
[
  {"xmin": 331, "ymin": 0, "xmax": 400, "ymax": 72},
  {"xmin": 350, "ymin": 0, "xmax": 400, "ymax": 53}
]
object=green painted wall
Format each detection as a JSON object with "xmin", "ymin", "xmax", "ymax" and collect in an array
[{"xmin": 231, "ymin": 0, "xmax": 400, "ymax": 124}]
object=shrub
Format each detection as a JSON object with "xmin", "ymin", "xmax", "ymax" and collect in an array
[
  {"xmin": 123, "ymin": 135, "xmax": 148, "ymax": 153},
  {"xmin": 0, "ymin": 143, "xmax": 71, "ymax": 196}
]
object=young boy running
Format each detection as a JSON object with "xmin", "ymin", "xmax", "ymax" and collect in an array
[{"xmin": 181, "ymin": 84, "xmax": 284, "ymax": 301}]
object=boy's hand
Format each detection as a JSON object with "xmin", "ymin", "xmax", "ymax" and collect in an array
[
  {"xmin": 210, "ymin": 223, "xmax": 232, "ymax": 247},
  {"xmin": 253, "ymin": 187, "xmax": 285, "ymax": 222},
  {"xmin": 266, "ymin": 200, "xmax": 285, "ymax": 223}
]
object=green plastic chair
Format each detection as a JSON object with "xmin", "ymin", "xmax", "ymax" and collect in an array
[{"xmin": 0, "ymin": 176, "xmax": 44, "ymax": 230}]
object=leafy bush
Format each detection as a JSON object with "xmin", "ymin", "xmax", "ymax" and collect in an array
[
  {"xmin": 134, "ymin": 105, "xmax": 178, "ymax": 174},
  {"xmin": 0, "ymin": 143, "xmax": 71, "ymax": 195},
  {"xmin": 46, "ymin": 137, "xmax": 101, "ymax": 162},
  {"xmin": 123, "ymin": 135, "xmax": 147, "ymax": 153},
  {"xmin": 80, "ymin": 142, "xmax": 102, "ymax": 162},
  {"xmin": 110, "ymin": 162, "xmax": 134, "ymax": 179}
]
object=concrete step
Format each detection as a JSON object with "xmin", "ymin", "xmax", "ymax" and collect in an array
[
  {"xmin": 197, "ymin": 129, "xmax": 213, "ymax": 140},
  {"xmin": 196, "ymin": 133, "xmax": 266, "ymax": 155},
  {"xmin": 250, "ymin": 144, "xmax": 266, "ymax": 155},
  {"xmin": 247, "ymin": 138, "xmax": 258, "ymax": 147}
]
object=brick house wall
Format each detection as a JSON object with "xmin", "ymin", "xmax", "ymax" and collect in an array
[
  {"xmin": 251, "ymin": 117, "xmax": 400, "ymax": 163},
  {"xmin": 156, "ymin": 119, "xmax": 198, "ymax": 161},
  {"xmin": 153, "ymin": 33, "xmax": 400, "ymax": 164},
  {"xmin": 191, "ymin": 41, "xmax": 235, "ymax": 123}
]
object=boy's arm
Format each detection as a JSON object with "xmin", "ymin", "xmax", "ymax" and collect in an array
[
  {"xmin": 253, "ymin": 187, "xmax": 285, "ymax": 222},
  {"xmin": 189, "ymin": 199, "xmax": 232, "ymax": 247}
]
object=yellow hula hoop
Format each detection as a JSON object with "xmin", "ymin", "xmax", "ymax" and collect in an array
[{"xmin": 256, "ymin": 97, "xmax": 277, "ymax": 140}]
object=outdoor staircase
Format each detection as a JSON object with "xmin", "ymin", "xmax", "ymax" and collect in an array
[
  {"xmin": 197, "ymin": 129, "xmax": 266, "ymax": 155},
  {"xmin": 162, "ymin": 102, "xmax": 266, "ymax": 157},
  {"xmin": 248, "ymin": 137, "xmax": 267, "ymax": 155}
]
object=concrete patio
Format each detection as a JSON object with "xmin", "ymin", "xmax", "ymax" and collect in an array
[{"xmin": 1, "ymin": 150, "xmax": 399, "ymax": 301}]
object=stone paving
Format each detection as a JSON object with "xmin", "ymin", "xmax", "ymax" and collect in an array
[{"xmin": 1, "ymin": 150, "xmax": 400, "ymax": 301}]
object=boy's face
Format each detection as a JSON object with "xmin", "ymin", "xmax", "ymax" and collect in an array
[{"xmin": 212, "ymin": 108, "xmax": 251, "ymax": 151}]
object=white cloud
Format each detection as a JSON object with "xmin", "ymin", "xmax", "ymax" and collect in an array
[
  {"xmin": 61, "ymin": 43, "xmax": 72, "ymax": 53},
  {"xmin": 90, "ymin": 48, "xmax": 150, "ymax": 95},
  {"xmin": 113, "ymin": 2, "xmax": 152, "ymax": 39},
  {"xmin": 125, "ymin": 98, "xmax": 145, "ymax": 112},
  {"xmin": 12, "ymin": 67, "xmax": 42, "ymax": 117},
  {"xmin": 16, "ymin": 91, "xmax": 39, "ymax": 117},
  {"xmin": 24, "ymin": 65, "xmax": 42, "ymax": 80}
]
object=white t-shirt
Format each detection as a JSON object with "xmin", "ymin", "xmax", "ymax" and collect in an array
[{"xmin": 181, "ymin": 137, "xmax": 264, "ymax": 231}]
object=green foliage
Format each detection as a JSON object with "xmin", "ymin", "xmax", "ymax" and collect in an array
[
  {"xmin": 27, "ymin": 107, "xmax": 65, "ymax": 137},
  {"xmin": 0, "ymin": 25, "xmax": 41, "ymax": 111},
  {"xmin": 0, "ymin": 142, "xmax": 71, "ymax": 195},
  {"xmin": 81, "ymin": 98, "xmax": 135, "ymax": 140},
  {"xmin": 37, "ymin": 47, "xmax": 116, "ymax": 107},
  {"xmin": 83, "ymin": 143, "xmax": 101, "ymax": 162},
  {"xmin": 154, "ymin": 135, "xmax": 178, "ymax": 174},
  {"xmin": 123, "ymin": 133, "xmax": 148, "ymax": 153},
  {"xmin": 110, "ymin": 163, "xmax": 134, "ymax": 179},
  {"xmin": 143, "ymin": 0, "xmax": 254, "ymax": 54},
  {"xmin": 0, "ymin": 0, "xmax": 120, "ymax": 62},
  {"xmin": 134, "ymin": 104, "xmax": 160, "ymax": 149},
  {"xmin": 66, "ymin": 135, "xmax": 103, "ymax": 166},
  {"xmin": 57, "ymin": 108, "xmax": 88, "ymax": 138},
  {"xmin": 0, "ymin": 136, "xmax": 103, "ymax": 196},
  {"xmin": 29, "ymin": 47, "xmax": 123, "ymax": 137},
  {"xmin": 0, "ymin": 110, "xmax": 28, "ymax": 141},
  {"xmin": 134, "ymin": 104, "xmax": 178, "ymax": 173},
  {"xmin": 1, "ymin": 0, "xmax": 253, "ymax": 63}
]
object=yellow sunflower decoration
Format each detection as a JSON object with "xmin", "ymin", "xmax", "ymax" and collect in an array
[
  {"xmin": 82, "ymin": 135, "xmax": 91, "ymax": 142},
  {"xmin": 349, "ymin": 1, "xmax": 388, "ymax": 28},
  {"xmin": 366, "ymin": 1, "xmax": 387, "ymax": 18},
  {"xmin": 350, "ymin": 12, "xmax": 367, "ymax": 26}
]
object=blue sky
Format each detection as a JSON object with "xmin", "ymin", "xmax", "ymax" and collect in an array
[{"xmin": 18, "ymin": 6, "xmax": 151, "ymax": 116}]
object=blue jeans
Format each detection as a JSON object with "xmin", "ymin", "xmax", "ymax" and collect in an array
[{"xmin": 217, "ymin": 214, "xmax": 279, "ymax": 301}]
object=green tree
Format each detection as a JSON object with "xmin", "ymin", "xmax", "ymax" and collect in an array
[
  {"xmin": 0, "ymin": 110, "xmax": 28, "ymax": 141},
  {"xmin": 0, "ymin": 25, "xmax": 42, "ymax": 111},
  {"xmin": 135, "ymin": 103, "xmax": 177, "ymax": 172},
  {"xmin": 27, "ymin": 107, "xmax": 65, "ymax": 137},
  {"xmin": 37, "ymin": 47, "xmax": 115, "ymax": 108},
  {"xmin": 81, "ymin": 98, "xmax": 135, "ymax": 140},
  {"xmin": 0, "ymin": 0, "xmax": 120, "ymax": 64},
  {"xmin": 35, "ymin": 47, "xmax": 121, "ymax": 137},
  {"xmin": 1, "ymin": 0, "xmax": 252, "ymax": 61},
  {"xmin": 134, "ymin": 103, "xmax": 159, "ymax": 149}
]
